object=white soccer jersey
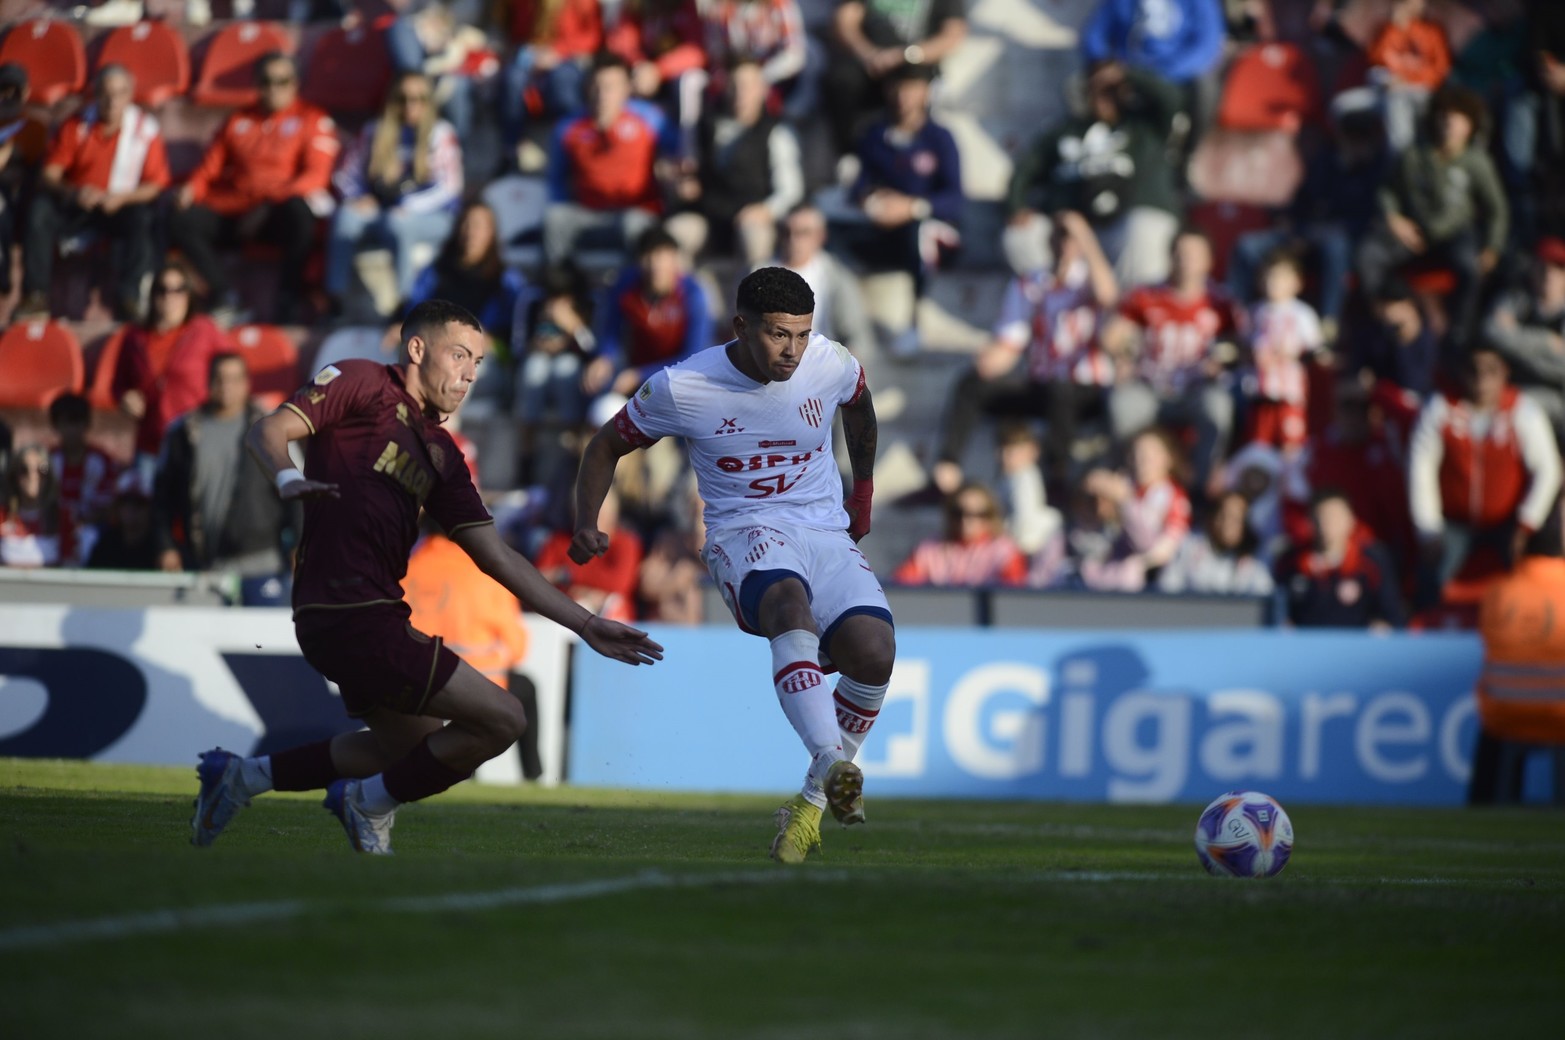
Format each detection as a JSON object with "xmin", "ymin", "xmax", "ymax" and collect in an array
[{"xmin": 615, "ymin": 332, "xmax": 866, "ymax": 532}]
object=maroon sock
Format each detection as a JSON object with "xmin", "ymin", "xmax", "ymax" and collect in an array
[
  {"xmin": 269, "ymin": 738, "xmax": 341, "ymax": 792},
  {"xmin": 381, "ymin": 737, "xmax": 471, "ymax": 804}
]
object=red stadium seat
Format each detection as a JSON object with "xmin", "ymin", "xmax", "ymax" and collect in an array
[
  {"xmin": 1218, "ymin": 43, "xmax": 1321, "ymax": 133},
  {"xmin": 0, "ymin": 19, "xmax": 87, "ymax": 105},
  {"xmin": 231, "ymin": 324, "xmax": 301, "ymax": 409},
  {"xmin": 193, "ymin": 20, "xmax": 292, "ymax": 108},
  {"xmin": 93, "ymin": 21, "xmax": 191, "ymax": 108},
  {"xmin": 0, "ymin": 319, "xmax": 86, "ymax": 410},
  {"xmin": 85, "ymin": 325, "xmax": 131, "ymax": 412},
  {"xmin": 1186, "ymin": 129, "xmax": 1303, "ymax": 208},
  {"xmin": 300, "ymin": 19, "xmax": 392, "ymax": 119}
]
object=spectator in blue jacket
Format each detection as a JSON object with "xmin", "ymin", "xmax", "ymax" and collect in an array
[
  {"xmin": 845, "ymin": 61, "xmax": 962, "ymax": 356},
  {"xmin": 1080, "ymin": 0, "xmax": 1225, "ymax": 85},
  {"xmin": 583, "ymin": 225, "xmax": 711, "ymax": 401}
]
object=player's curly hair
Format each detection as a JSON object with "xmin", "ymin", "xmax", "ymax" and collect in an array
[
  {"xmin": 402, "ymin": 299, "xmax": 484, "ymax": 348},
  {"xmin": 736, "ymin": 267, "xmax": 814, "ymax": 319}
]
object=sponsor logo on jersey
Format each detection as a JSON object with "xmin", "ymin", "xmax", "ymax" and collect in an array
[
  {"xmin": 799, "ymin": 398, "xmax": 823, "ymax": 427},
  {"xmin": 371, "ymin": 440, "xmax": 433, "ymax": 501},
  {"xmin": 428, "ymin": 443, "xmax": 445, "ymax": 471},
  {"xmin": 313, "ymin": 365, "xmax": 342, "ymax": 386},
  {"xmin": 715, "ymin": 417, "xmax": 744, "ymax": 435},
  {"xmin": 758, "ymin": 439, "xmax": 796, "ymax": 448}
]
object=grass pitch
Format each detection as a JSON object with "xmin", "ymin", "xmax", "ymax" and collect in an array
[{"xmin": 2, "ymin": 758, "xmax": 1562, "ymax": 1039}]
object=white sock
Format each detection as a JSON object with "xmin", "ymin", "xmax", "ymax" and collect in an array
[
  {"xmin": 771, "ymin": 629, "xmax": 843, "ymax": 806},
  {"xmin": 356, "ymin": 773, "xmax": 400, "ymax": 816},
  {"xmin": 834, "ymin": 676, "xmax": 888, "ymax": 762},
  {"xmin": 239, "ymin": 755, "xmax": 273, "ymax": 797}
]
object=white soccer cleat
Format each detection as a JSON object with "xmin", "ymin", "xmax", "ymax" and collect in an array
[
  {"xmin": 191, "ymin": 748, "xmax": 251, "ymax": 847},
  {"xmin": 323, "ymin": 779, "xmax": 395, "ymax": 855}
]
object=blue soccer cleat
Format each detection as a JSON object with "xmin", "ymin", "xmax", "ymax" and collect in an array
[
  {"xmin": 324, "ymin": 779, "xmax": 395, "ymax": 855},
  {"xmin": 191, "ymin": 748, "xmax": 250, "ymax": 847}
]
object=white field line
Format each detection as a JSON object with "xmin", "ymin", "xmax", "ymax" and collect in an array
[
  {"xmin": 3, "ymin": 862, "xmax": 1529, "ymax": 955},
  {"xmin": 0, "ymin": 869, "xmax": 844, "ymax": 954}
]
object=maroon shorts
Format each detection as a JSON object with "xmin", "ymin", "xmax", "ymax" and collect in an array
[{"xmin": 294, "ymin": 603, "xmax": 461, "ymax": 717}]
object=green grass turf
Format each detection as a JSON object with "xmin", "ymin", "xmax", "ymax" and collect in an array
[{"xmin": 2, "ymin": 758, "xmax": 1562, "ymax": 1039}]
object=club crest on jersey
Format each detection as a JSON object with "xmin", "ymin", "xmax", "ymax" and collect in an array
[
  {"xmin": 313, "ymin": 365, "xmax": 342, "ymax": 386},
  {"xmin": 799, "ymin": 398, "xmax": 824, "ymax": 427},
  {"xmin": 714, "ymin": 417, "xmax": 744, "ymax": 435},
  {"xmin": 638, "ymin": 382, "xmax": 654, "ymax": 400}
]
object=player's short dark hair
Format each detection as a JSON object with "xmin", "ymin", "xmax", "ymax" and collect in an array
[
  {"xmin": 1310, "ymin": 485, "xmax": 1351, "ymax": 511},
  {"xmin": 48, "ymin": 391, "xmax": 89, "ymax": 427},
  {"xmin": 402, "ymin": 299, "xmax": 484, "ymax": 349},
  {"xmin": 736, "ymin": 267, "xmax": 814, "ymax": 319},
  {"xmin": 208, "ymin": 350, "xmax": 247, "ymax": 382}
]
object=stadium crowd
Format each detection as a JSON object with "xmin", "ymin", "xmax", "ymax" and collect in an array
[{"xmin": 1, "ymin": 0, "xmax": 1564, "ymax": 633}]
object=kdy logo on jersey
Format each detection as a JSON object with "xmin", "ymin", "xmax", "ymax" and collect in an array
[
  {"xmin": 799, "ymin": 398, "xmax": 823, "ymax": 427},
  {"xmin": 714, "ymin": 417, "xmax": 745, "ymax": 435}
]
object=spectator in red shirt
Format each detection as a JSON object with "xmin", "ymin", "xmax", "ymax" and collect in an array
[
  {"xmin": 534, "ymin": 487, "xmax": 644, "ymax": 622},
  {"xmin": 1102, "ymin": 227, "xmax": 1241, "ymax": 492},
  {"xmin": 113, "ymin": 260, "xmax": 235, "ymax": 470},
  {"xmin": 1366, "ymin": 0, "xmax": 1450, "ymax": 150},
  {"xmin": 1276, "ymin": 489, "xmax": 1405, "ymax": 630},
  {"xmin": 1409, "ymin": 345, "xmax": 1562, "ymax": 606},
  {"xmin": 544, "ymin": 51, "xmax": 674, "ymax": 264},
  {"xmin": 893, "ymin": 482, "xmax": 1029, "ymax": 588},
  {"xmin": 18, "ymin": 65, "xmax": 169, "ymax": 319},
  {"xmin": 585, "ymin": 225, "xmax": 712, "ymax": 401},
  {"xmin": 606, "ymin": 0, "xmax": 707, "ymax": 126},
  {"xmin": 167, "ymin": 54, "xmax": 338, "ymax": 323}
]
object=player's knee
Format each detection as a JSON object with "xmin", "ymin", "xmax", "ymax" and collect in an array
[
  {"xmin": 846, "ymin": 636, "xmax": 896, "ymax": 687},
  {"xmin": 484, "ymin": 694, "xmax": 529, "ymax": 751}
]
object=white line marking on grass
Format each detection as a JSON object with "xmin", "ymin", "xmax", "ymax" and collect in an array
[{"xmin": 0, "ymin": 870, "xmax": 845, "ymax": 954}]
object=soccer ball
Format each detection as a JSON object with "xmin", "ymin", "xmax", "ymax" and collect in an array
[{"xmin": 1194, "ymin": 791, "xmax": 1294, "ymax": 878}]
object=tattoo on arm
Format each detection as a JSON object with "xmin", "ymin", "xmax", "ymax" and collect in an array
[{"xmin": 841, "ymin": 390, "xmax": 878, "ymax": 482}]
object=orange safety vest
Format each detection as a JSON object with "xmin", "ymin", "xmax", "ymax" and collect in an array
[
  {"xmin": 1476, "ymin": 556, "xmax": 1565, "ymax": 744},
  {"xmin": 404, "ymin": 534, "xmax": 530, "ymax": 686}
]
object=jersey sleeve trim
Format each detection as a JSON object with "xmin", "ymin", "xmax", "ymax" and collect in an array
[
  {"xmin": 281, "ymin": 401, "xmax": 317, "ymax": 435},
  {"xmin": 613, "ymin": 405, "xmax": 659, "ymax": 448},
  {"xmin": 845, "ymin": 365, "xmax": 867, "ymax": 407},
  {"xmin": 445, "ymin": 518, "xmax": 495, "ymax": 537}
]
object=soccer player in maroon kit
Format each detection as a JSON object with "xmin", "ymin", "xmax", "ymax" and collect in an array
[{"xmin": 191, "ymin": 300, "xmax": 663, "ymax": 854}]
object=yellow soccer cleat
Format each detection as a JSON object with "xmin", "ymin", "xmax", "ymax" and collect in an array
[
  {"xmin": 769, "ymin": 795, "xmax": 822, "ymax": 864},
  {"xmin": 824, "ymin": 759, "xmax": 866, "ymax": 826}
]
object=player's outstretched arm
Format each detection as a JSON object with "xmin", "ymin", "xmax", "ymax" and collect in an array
[
  {"xmin": 246, "ymin": 409, "xmax": 340, "ymax": 500},
  {"xmin": 841, "ymin": 385, "xmax": 878, "ymax": 542},
  {"xmin": 569, "ymin": 421, "xmax": 642, "ymax": 564},
  {"xmin": 452, "ymin": 522, "xmax": 664, "ymax": 666}
]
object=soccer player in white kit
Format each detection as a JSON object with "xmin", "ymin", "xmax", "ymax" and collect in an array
[{"xmin": 570, "ymin": 267, "xmax": 895, "ymax": 863}]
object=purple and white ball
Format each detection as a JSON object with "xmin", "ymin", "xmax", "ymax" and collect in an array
[{"xmin": 1194, "ymin": 791, "xmax": 1294, "ymax": 878}]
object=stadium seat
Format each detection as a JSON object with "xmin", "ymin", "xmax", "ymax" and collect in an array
[
  {"xmin": 231, "ymin": 324, "xmax": 301, "ymax": 409},
  {"xmin": 301, "ymin": 19, "xmax": 393, "ymax": 119},
  {"xmin": 192, "ymin": 20, "xmax": 292, "ymax": 108},
  {"xmin": 0, "ymin": 319, "xmax": 86, "ymax": 410},
  {"xmin": 1186, "ymin": 129, "xmax": 1303, "ymax": 208},
  {"xmin": 0, "ymin": 19, "xmax": 87, "ymax": 105},
  {"xmin": 1217, "ymin": 43, "xmax": 1321, "ymax": 133},
  {"xmin": 85, "ymin": 325, "xmax": 131, "ymax": 412},
  {"xmin": 93, "ymin": 21, "xmax": 191, "ymax": 108},
  {"xmin": 1184, "ymin": 200, "xmax": 1272, "ymax": 283}
]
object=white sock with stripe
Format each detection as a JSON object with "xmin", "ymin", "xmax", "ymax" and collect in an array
[
  {"xmin": 770, "ymin": 629, "xmax": 843, "ymax": 809},
  {"xmin": 833, "ymin": 675, "xmax": 888, "ymax": 762}
]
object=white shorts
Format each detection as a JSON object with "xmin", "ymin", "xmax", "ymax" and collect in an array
[{"xmin": 702, "ymin": 520, "xmax": 893, "ymax": 646}]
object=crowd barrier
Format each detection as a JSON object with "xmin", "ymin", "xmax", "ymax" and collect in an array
[
  {"xmin": 0, "ymin": 604, "xmax": 573, "ymax": 785},
  {"xmin": 0, "ymin": 604, "xmax": 1498, "ymax": 805},
  {"xmin": 573, "ymin": 627, "xmax": 1488, "ymax": 806}
]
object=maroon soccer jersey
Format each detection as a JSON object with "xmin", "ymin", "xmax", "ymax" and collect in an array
[{"xmin": 282, "ymin": 360, "xmax": 492, "ymax": 612}]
